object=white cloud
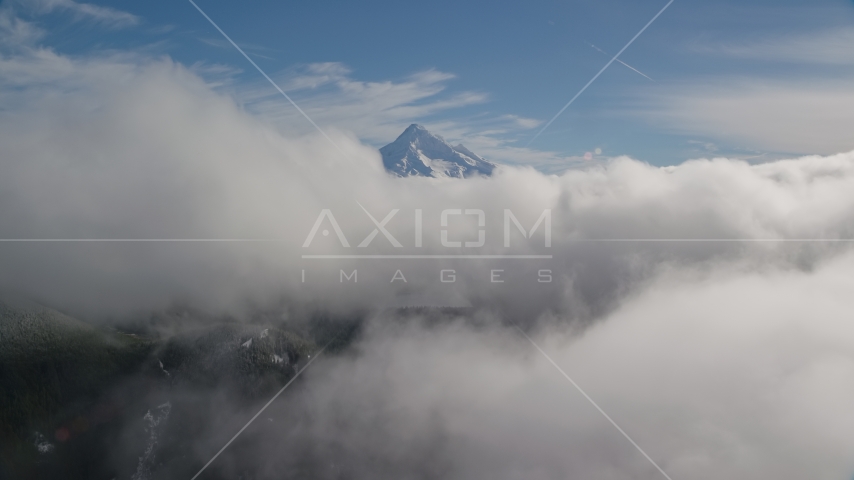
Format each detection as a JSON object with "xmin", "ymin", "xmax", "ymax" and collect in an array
[
  {"xmin": 628, "ymin": 26, "xmax": 854, "ymax": 155},
  {"xmin": 697, "ymin": 26, "xmax": 854, "ymax": 66},
  {"xmin": 235, "ymin": 63, "xmax": 484, "ymax": 141},
  {"xmin": 252, "ymin": 255, "xmax": 854, "ymax": 479},
  {"xmin": 629, "ymin": 78, "xmax": 854, "ymax": 155},
  {"xmin": 500, "ymin": 114, "xmax": 542, "ymax": 130},
  {"xmin": 221, "ymin": 62, "xmax": 580, "ymax": 171},
  {"xmin": 632, "ymin": 27, "xmax": 854, "ymax": 155},
  {"xmin": 2, "ymin": 41, "xmax": 854, "ymax": 315},
  {"xmin": 23, "ymin": 0, "xmax": 140, "ymax": 28},
  {"xmin": 0, "ymin": 6, "xmax": 45, "ymax": 44}
]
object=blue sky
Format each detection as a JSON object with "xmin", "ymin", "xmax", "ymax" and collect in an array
[{"xmin": 5, "ymin": 0, "xmax": 854, "ymax": 170}]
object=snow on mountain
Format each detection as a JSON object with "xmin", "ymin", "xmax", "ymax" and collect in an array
[{"xmin": 380, "ymin": 124, "xmax": 496, "ymax": 178}]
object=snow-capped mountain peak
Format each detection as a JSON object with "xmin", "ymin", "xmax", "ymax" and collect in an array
[{"xmin": 380, "ymin": 124, "xmax": 496, "ymax": 178}]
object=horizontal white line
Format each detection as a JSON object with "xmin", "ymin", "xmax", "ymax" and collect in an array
[
  {"xmin": 569, "ymin": 239, "xmax": 854, "ymax": 242},
  {"xmin": 301, "ymin": 255, "xmax": 554, "ymax": 259},
  {"xmin": 0, "ymin": 239, "xmax": 286, "ymax": 242},
  {"xmin": 1, "ymin": 239, "xmax": 852, "ymax": 243}
]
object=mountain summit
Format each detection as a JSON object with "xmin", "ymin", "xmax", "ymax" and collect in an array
[{"xmin": 380, "ymin": 124, "xmax": 496, "ymax": 178}]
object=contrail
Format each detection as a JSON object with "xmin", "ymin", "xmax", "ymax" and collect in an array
[
  {"xmin": 188, "ymin": 0, "xmax": 351, "ymax": 161},
  {"xmin": 587, "ymin": 42, "xmax": 655, "ymax": 82},
  {"xmin": 527, "ymin": 0, "xmax": 674, "ymax": 146}
]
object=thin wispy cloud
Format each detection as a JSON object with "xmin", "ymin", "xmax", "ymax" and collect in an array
[
  {"xmin": 500, "ymin": 114, "xmax": 542, "ymax": 130},
  {"xmin": 614, "ymin": 23, "xmax": 854, "ymax": 156},
  {"xmin": 195, "ymin": 36, "xmax": 278, "ymax": 60},
  {"xmin": 0, "ymin": 7, "xmax": 581, "ymax": 173},
  {"xmin": 235, "ymin": 63, "xmax": 484, "ymax": 141},
  {"xmin": 220, "ymin": 62, "xmax": 581, "ymax": 171},
  {"xmin": 0, "ymin": 7, "xmax": 45, "ymax": 44},
  {"xmin": 21, "ymin": 0, "xmax": 140, "ymax": 29},
  {"xmin": 695, "ymin": 26, "xmax": 854, "ymax": 66},
  {"xmin": 627, "ymin": 77, "xmax": 854, "ymax": 155}
]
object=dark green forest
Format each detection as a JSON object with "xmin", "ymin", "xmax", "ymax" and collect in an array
[{"xmin": 0, "ymin": 300, "xmax": 359, "ymax": 480}]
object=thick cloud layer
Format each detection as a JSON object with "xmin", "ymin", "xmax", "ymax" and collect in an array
[
  {"xmin": 2, "ymin": 42, "xmax": 854, "ymax": 319},
  {"xmin": 236, "ymin": 256, "xmax": 854, "ymax": 479}
]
